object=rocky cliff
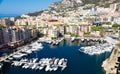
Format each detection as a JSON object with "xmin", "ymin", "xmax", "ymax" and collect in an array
[{"xmin": 102, "ymin": 45, "xmax": 120, "ymax": 74}]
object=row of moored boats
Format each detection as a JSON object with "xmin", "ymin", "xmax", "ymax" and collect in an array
[
  {"xmin": 9, "ymin": 42, "xmax": 43, "ymax": 60},
  {"xmin": 12, "ymin": 58, "xmax": 67, "ymax": 71},
  {"xmin": 79, "ymin": 43, "xmax": 115, "ymax": 55},
  {"xmin": 71, "ymin": 37, "xmax": 105, "ymax": 42},
  {"xmin": 38, "ymin": 38, "xmax": 64, "ymax": 45}
]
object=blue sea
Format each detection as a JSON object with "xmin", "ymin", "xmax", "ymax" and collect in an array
[
  {"xmin": 0, "ymin": 14, "xmax": 20, "ymax": 18},
  {"xmin": 1, "ymin": 39, "xmax": 111, "ymax": 74}
]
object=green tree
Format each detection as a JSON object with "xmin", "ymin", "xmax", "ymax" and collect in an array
[
  {"xmin": 112, "ymin": 23, "xmax": 120, "ymax": 28},
  {"xmin": 91, "ymin": 26, "xmax": 101, "ymax": 31},
  {"xmin": 0, "ymin": 25, "xmax": 5, "ymax": 29},
  {"xmin": 106, "ymin": 22, "xmax": 111, "ymax": 25},
  {"xmin": 91, "ymin": 26, "xmax": 106, "ymax": 37}
]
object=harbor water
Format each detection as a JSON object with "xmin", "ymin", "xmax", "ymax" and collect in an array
[{"xmin": 1, "ymin": 39, "xmax": 111, "ymax": 74}]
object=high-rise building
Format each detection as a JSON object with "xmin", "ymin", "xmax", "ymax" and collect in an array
[{"xmin": 2, "ymin": 28, "xmax": 10, "ymax": 44}]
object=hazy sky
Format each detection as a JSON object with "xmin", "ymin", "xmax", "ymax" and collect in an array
[{"xmin": 0, "ymin": 0, "xmax": 61, "ymax": 15}]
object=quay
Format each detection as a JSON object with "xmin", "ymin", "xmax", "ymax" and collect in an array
[{"xmin": 0, "ymin": 48, "xmax": 23, "ymax": 62}]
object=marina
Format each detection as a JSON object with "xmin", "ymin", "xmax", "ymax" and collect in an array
[
  {"xmin": 0, "ymin": 38, "xmax": 112, "ymax": 74},
  {"xmin": 0, "ymin": 0, "xmax": 119, "ymax": 73}
]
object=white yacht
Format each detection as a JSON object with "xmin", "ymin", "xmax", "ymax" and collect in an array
[
  {"xmin": 51, "ymin": 64, "xmax": 58, "ymax": 71},
  {"xmin": 54, "ymin": 58, "xmax": 59, "ymax": 65},
  {"xmin": 46, "ymin": 40, "xmax": 52, "ymax": 44},
  {"xmin": 81, "ymin": 38, "xmax": 84, "ymax": 42},
  {"xmin": 71, "ymin": 37, "xmax": 75, "ymax": 42},
  {"xmin": 39, "ymin": 64, "xmax": 45, "ymax": 70},
  {"xmin": 24, "ymin": 63, "xmax": 30, "ymax": 69},
  {"xmin": 26, "ymin": 50, "xmax": 32, "ymax": 54},
  {"xmin": 61, "ymin": 66, "xmax": 67, "ymax": 71},
  {"xmin": 31, "ymin": 64, "xmax": 37, "ymax": 69},
  {"xmin": 45, "ymin": 65, "xmax": 50, "ymax": 71},
  {"xmin": 0, "ymin": 63, "xmax": 3, "ymax": 69},
  {"xmin": 32, "ymin": 58, "xmax": 38, "ymax": 63}
]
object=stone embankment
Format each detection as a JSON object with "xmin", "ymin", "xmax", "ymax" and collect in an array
[{"xmin": 102, "ymin": 45, "xmax": 120, "ymax": 74}]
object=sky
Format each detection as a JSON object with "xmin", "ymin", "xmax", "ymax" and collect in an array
[{"xmin": 0, "ymin": 0, "xmax": 61, "ymax": 15}]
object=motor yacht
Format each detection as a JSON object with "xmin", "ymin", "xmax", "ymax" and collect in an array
[{"xmin": 0, "ymin": 63, "xmax": 3, "ymax": 69}]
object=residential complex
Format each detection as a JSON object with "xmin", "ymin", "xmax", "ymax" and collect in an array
[{"xmin": 0, "ymin": 27, "xmax": 39, "ymax": 49}]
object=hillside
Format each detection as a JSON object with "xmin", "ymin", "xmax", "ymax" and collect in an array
[
  {"xmin": 49, "ymin": 0, "xmax": 83, "ymax": 12},
  {"xmin": 49, "ymin": 0, "xmax": 120, "ymax": 11},
  {"xmin": 27, "ymin": 0, "xmax": 120, "ymax": 16}
]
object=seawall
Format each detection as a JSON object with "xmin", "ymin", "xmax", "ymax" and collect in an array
[{"xmin": 102, "ymin": 46, "xmax": 120, "ymax": 74}]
